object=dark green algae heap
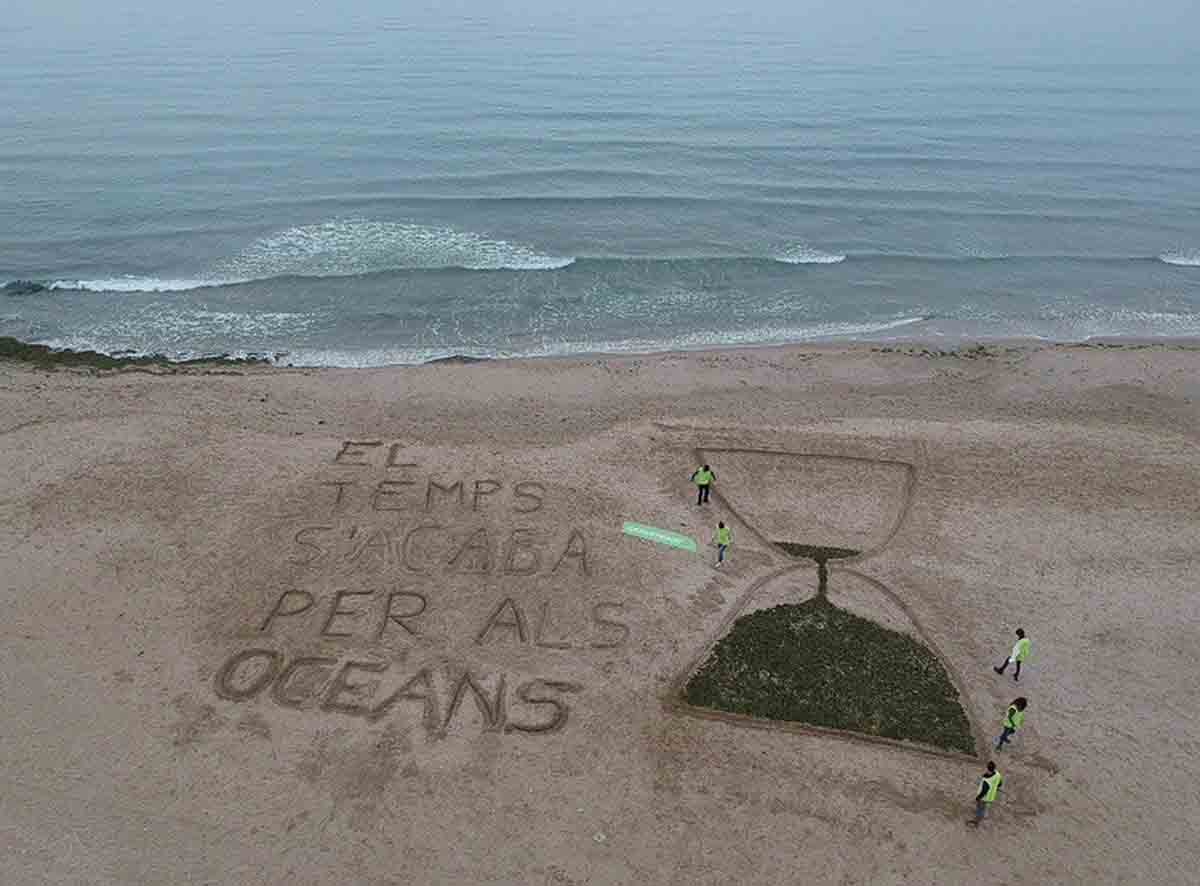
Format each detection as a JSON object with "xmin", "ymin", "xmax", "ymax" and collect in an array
[
  {"xmin": 684, "ymin": 596, "xmax": 975, "ymax": 755},
  {"xmin": 0, "ymin": 336, "xmax": 268, "ymax": 370}
]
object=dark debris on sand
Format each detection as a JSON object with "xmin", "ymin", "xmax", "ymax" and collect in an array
[
  {"xmin": 684, "ymin": 596, "xmax": 975, "ymax": 754},
  {"xmin": 0, "ymin": 336, "xmax": 269, "ymax": 372}
]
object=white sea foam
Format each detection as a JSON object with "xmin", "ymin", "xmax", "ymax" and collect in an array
[
  {"xmin": 147, "ymin": 309, "xmax": 318, "ymax": 338},
  {"xmin": 214, "ymin": 219, "xmax": 575, "ymax": 279},
  {"xmin": 46, "ymin": 221, "xmax": 574, "ymax": 293},
  {"xmin": 1158, "ymin": 250, "xmax": 1200, "ymax": 267},
  {"xmin": 951, "ymin": 242, "xmax": 1010, "ymax": 260},
  {"xmin": 49, "ymin": 277, "xmax": 246, "ymax": 293},
  {"xmin": 274, "ymin": 315, "xmax": 928, "ymax": 367},
  {"xmin": 1075, "ymin": 309, "xmax": 1200, "ymax": 339},
  {"xmin": 36, "ymin": 337, "xmax": 275, "ymax": 363},
  {"xmin": 774, "ymin": 245, "xmax": 847, "ymax": 265},
  {"xmin": 274, "ymin": 347, "xmax": 492, "ymax": 368},
  {"xmin": 35, "ymin": 309, "xmax": 317, "ymax": 359}
]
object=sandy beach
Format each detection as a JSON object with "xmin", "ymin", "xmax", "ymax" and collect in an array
[{"xmin": 1, "ymin": 340, "xmax": 1198, "ymax": 885}]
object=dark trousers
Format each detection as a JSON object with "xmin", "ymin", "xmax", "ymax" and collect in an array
[
  {"xmin": 996, "ymin": 726, "xmax": 1016, "ymax": 749},
  {"xmin": 996, "ymin": 657, "xmax": 1022, "ymax": 679},
  {"xmin": 697, "ymin": 484, "xmax": 711, "ymax": 504}
]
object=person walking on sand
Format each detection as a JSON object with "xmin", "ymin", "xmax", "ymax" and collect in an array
[
  {"xmin": 994, "ymin": 628, "xmax": 1031, "ymax": 681},
  {"xmin": 713, "ymin": 521, "xmax": 732, "ymax": 566},
  {"xmin": 995, "ymin": 697, "xmax": 1028, "ymax": 750},
  {"xmin": 966, "ymin": 761, "xmax": 1003, "ymax": 827},
  {"xmin": 691, "ymin": 464, "xmax": 715, "ymax": 505}
]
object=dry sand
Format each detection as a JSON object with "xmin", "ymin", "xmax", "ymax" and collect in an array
[{"xmin": 1, "ymin": 341, "xmax": 1197, "ymax": 885}]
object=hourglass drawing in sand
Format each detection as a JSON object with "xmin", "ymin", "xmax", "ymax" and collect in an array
[{"xmin": 674, "ymin": 447, "xmax": 979, "ymax": 757}]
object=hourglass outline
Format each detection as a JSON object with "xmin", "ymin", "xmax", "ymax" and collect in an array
[{"xmin": 667, "ymin": 445, "xmax": 984, "ymax": 760}]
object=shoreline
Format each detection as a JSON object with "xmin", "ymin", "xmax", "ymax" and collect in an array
[{"xmin": 4, "ymin": 332, "xmax": 1200, "ymax": 374}]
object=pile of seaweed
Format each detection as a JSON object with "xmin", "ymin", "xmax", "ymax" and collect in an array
[
  {"xmin": 684, "ymin": 596, "xmax": 975, "ymax": 754},
  {"xmin": 0, "ymin": 336, "xmax": 268, "ymax": 371}
]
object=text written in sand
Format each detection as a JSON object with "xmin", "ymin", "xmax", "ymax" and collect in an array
[{"xmin": 211, "ymin": 443, "xmax": 628, "ymax": 738}]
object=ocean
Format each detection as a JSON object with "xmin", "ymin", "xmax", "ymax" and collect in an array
[{"xmin": 2, "ymin": 3, "xmax": 1197, "ymax": 365}]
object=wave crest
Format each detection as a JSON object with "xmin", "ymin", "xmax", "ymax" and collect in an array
[
  {"xmin": 47, "ymin": 220, "xmax": 574, "ymax": 292},
  {"xmin": 774, "ymin": 244, "xmax": 847, "ymax": 265},
  {"xmin": 1159, "ymin": 250, "xmax": 1200, "ymax": 267},
  {"xmin": 49, "ymin": 277, "xmax": 245, "ymax": 293},
  {"xmin": 215, "ymin": 220, "xmax": 575, "ymax": 279}
]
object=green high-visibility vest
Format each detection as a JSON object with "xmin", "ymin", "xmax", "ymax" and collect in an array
[
  {"xmin": 716, "ymin": 526, "xmax": 731, "ymax": 545},
  {"xmin": 1014, "ymin": 637, "xmax": 1031, "ymax": 662},
  {"xmin": 1004, "ymin": 705, "xmax": 1025, "ymax": 731},
  {"xmin": 982, "ymin": 771, "xmax": 1003, "ymax": 803},
  {"xmin": 694, "ymin": 469, "xmax": 713, "ymax": 486}
]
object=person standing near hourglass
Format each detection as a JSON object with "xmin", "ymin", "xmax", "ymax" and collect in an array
[
  {"xmin": 713, "ymin": 521, "xmax": 732, "ymax": 567},
  {"xmin": 995, "ymin": 697, "xmax": 1028, "ymax": 750},
  {"xmin": 966, "ymin": 761, "xmax": 1003, "ymax": 827},
  {"xmin": 691, "ymin": 464, "xmax": 715, "ymax": 505},
  {"xmin": 994, "ymin": 628, "xmax": 1031, "ymax": 681}
]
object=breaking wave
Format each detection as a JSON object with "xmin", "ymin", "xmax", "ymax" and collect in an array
[
  {"xmin": 1159, "ymin": 250, "xmax": 1200, "ymax": 267},
  {"xmin": 774, "ymin": 244, "xmax": 847, "ymax": 265},
  {"xmin": 34, "ymin": 246, "xmax": 1198, "ymax": 297},
  {"xmin": 214, "ymin": 219, "xmax": 576, "ymax": 279},
  {"xmin": 47, "ymin": 220, "xmax": 575, "ymax": 292},
  {"xmin": 49, "ymin": 277, "xmax": 246, "ymax": 293},
  {"xmin": 32, "ymin": 309, "xmax": 318, "ymax": 357}
]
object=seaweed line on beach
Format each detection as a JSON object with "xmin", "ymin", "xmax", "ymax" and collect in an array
[{"xmin": 0, "ymin": 336, "xmax": 270, "ymax": 372}]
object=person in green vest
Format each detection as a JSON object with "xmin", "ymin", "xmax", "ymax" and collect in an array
[
  {"xmin": 713, "ymin": 521, "xmax": 732, "ymax": 566},
  {"xmin": 993, "ymin": 628, "xmax": 1030, "ymax": 681},
  {"xmin": 995, "ymin": 697, "xmax": 1028, "ymax": 750},
  {"xmin": 691, "ymin": 464, "xmax": 715, "ymax": 505},
  {"xmin": 967, "ymin": 761, "xmax": 1003, "ymax": 827}
]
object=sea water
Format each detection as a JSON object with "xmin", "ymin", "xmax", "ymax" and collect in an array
[{"xmin": 1, "ymin": 2, "xmax": 1197, "ymax": 364}]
